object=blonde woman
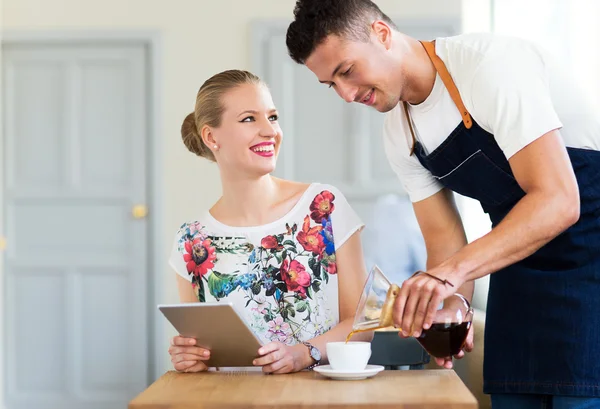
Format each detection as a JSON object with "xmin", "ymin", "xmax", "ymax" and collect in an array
[{"xmin": 167, "ymin": 70, "xmax": 372, "ymax": 374}]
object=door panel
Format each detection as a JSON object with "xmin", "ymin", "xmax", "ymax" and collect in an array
[{"xmin": 3, "ymin": 42, "xmax": 150, "ymax": 409}]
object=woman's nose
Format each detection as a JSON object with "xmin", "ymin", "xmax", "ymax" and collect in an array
[{"xmin": 259, "ymin": 118, "xmax": 278, "ymax": 137}]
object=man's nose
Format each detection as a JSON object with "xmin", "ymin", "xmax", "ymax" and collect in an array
[{"xmin": 336, "ymin": 83, "xmax": 358, "ymax": 103}]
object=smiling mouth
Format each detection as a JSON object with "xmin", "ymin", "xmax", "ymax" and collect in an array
[
  {"xmin": 251, "ymin": 144, "xmax": 274, "ymax": 153},
  {"xmin": 358, "ymin": 89, "xmax": 375, "ymax": 105}
]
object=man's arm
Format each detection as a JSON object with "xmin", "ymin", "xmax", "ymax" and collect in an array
[
  {"xmin": 437, "ymin": 129, "xmax": 579, "ymax": 282},
  {"xmin": 407, "ymin": 188, "xmax": 473, "ymax": 368},
  {"xmin": 396, "ymin": 130, "xmax": 579, "ymax": 342},
  {"xmin": 412, "ymin": 188, "xmax": 471, "ymax": 300}
]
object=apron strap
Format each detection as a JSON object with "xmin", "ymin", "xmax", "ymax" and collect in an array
[
  {"xmin": 420, "ymin": 40, "xmax": 473, "ymax": 129},
  {"xmin": 402, "ymin": 101, "xmax": 418, "ymax": 156},
  {"xmin": 402, "ymin": 40, "xmax": 473, "ymax": 155}
]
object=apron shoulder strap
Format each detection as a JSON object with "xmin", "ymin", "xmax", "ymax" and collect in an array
[{"xmin": 420, "ymin": 41, "xmax": 473, "ymax": 129}]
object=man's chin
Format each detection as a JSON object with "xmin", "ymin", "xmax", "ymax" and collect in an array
[{"xmin": 374, "ymin": 102, "xmax": 399, "ymax": 113}]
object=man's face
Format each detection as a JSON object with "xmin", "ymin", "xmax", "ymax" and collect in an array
[{"xmin": 305, "ymin": 29, "xmax": 401, "ymax": 113}]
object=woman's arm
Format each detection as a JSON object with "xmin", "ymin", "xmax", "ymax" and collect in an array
[
  {"xmin": 169, "ymin": 274, "xmax": 211, "ymax": 372},
  {"xmin": 176, "ymin": 274, "xmax": 198, "ymax": 302},
  {"xmin": 294, "ymin": 231, "xmax": 373, "ymax": 367}
]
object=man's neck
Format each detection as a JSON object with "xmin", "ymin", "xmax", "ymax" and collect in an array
[{"xmin": 401, "ymin": 38, "xmax": 437, "ymax": 105}]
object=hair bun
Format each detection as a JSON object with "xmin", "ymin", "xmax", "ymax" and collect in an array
[{"xmin": 181, "ymin": 112, "xmax": 207, "ymax": 158}]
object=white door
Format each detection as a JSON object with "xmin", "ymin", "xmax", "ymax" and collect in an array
[{"xmin": 2, "ymin": 42, "xmax": 150, "ymax": 409}]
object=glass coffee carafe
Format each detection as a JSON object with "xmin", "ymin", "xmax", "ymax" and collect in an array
[{"xmin": 349, "ymin": 265, "xmax": 474, "ymax": 358}]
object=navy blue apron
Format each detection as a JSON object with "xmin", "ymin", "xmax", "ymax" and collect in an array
[{"xmin": 403, "ymin": 41, "xmax": 600, "ymax": 397}]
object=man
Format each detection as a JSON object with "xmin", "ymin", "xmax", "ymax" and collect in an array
[{"xmin": 285, "ymin": 1, "xmax": 600, "ymax": 408}]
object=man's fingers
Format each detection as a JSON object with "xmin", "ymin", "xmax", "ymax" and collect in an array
[
  {"xmin": 401, "ymin": 278, "xmax": 426, "ymax": 335},
  {"xmin": 393, "ymin": 279, "xmax": 412, "ymax": 330},
  {"xmin": 434, "ymin": 357, "xmax": 446, "ymax": 366},
  {"xmin": 434, "ymin": 356, "xmax": 453, "ymax": 369},
  {"xmin": 423, "ymin": 287, "xmax": 443, "ymax": 330},
  {"xmin": 413, "ymin": 281, "xmax": 438, "ymax": 336}
]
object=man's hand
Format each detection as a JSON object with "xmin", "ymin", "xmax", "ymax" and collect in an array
[
  {"xmin": 432, "ymin": 323, "xmax": 474, "ymax": 369},
  {"xmin": 393, "ymin": 267, "xmax": 466, "ymax": 338}
]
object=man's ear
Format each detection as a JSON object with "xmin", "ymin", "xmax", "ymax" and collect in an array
[{"xmin": 372, "ymin": 20, "xmax": 393, "ymax": 50}]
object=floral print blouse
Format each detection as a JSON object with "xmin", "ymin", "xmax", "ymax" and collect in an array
[{"xmin": 169, "ymin": 183, "xmax": 364, "ymax": 346}]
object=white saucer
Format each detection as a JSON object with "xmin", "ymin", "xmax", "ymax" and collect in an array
[{"xmin": 313, "ymin": 365, "xmax": 384, "ymax": 380}]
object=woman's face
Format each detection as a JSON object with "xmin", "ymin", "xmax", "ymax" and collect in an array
[{"xmin": 207, "ymin": 83, "xmax": 282, "ymax": 177}]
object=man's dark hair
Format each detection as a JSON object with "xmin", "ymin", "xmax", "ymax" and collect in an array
[{"xmin": 286, "ymin": 0, "xmax": 397, "ymax": 64}]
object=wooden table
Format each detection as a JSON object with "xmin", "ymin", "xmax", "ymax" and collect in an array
[{"xmin": 129, "ymin": 369, "xmax": 478, "ymax": 409}]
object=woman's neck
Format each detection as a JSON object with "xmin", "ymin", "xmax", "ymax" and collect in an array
[{"xmin": 212, "ymin": 173, "xmax": 280, "ymax": 227}]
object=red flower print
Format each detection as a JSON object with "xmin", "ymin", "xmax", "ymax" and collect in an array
[
  {"xmin": 297, "ymin": 215, "xmax": 324, "ymax": 254},
  {"xmin": 310, "ymin": 190, "xmax": 335, "ymax": 223},
  {"xmin": 326, "ymin": 260, "xmax": 337, "ymax": 275},
  {"xmin": 183, "ymin": 238, "xmax": 217, "ymax": 277},
  {"xmin": 261, "ymin": 235, "xmax": 282, "ymax": 250},
  {"xmin": 281, "ymin": 259, "xmax": 311, "ymax": 296}
]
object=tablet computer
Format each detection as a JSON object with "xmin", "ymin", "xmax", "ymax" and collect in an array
[{"xmin": 158, "ymin": 302, "xmax": 263, "ymax": 368}]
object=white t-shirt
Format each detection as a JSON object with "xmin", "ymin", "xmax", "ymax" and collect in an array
[
  {"xmin": 168, "ymin": 183, "xmax": 364, "ymax": 346},
  {"xmin": 384, "ymin": 32, "xmax": 600, "ymax": 202}
]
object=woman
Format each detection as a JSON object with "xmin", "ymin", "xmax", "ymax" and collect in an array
[{"xmin": 168, "ymin": 70, "xmax": 372, "ymax": 374}]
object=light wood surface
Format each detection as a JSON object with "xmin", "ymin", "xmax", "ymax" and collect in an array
[{"xmin": 129, "ymin": 370, "xmax": 478, "ymax": 409}]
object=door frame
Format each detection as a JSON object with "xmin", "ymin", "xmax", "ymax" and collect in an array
[{"xmin": 0, "ymin": 30, "xmax": 167, "ymax": 408}]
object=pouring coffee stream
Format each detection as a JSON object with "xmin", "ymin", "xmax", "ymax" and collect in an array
[{"xmin": 347, "ymin": 266, "xmax": 474, "ymax": 358}]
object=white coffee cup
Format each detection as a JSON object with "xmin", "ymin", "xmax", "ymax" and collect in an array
[{"xmin": 326, "ymin": 341, "xmax": 371, "ymax": 371}]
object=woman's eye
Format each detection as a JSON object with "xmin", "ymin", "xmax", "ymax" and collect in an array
[
  {"xmin": 269, "ymin": 115, "xmax": 278, "ymax": 121},
  {"xmin": 342, "ymin": 68, "xmax": 352, "ymax": 76},
  {"xmin": 241, "ymin": 116, "xmax": 254, "ymax": 122}
]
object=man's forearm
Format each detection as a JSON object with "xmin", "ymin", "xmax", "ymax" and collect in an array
[
  {"xmin": 425, "ymin": 223, "xmax": 473, "ymax": 302},
  {"xmin": 439, "ymin": 190, "xmax": 578, "ymax": 283}
]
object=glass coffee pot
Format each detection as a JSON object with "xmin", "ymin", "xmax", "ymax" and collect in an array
[{"xmin": 349, "ymin": 265, "xmax": 474, "ymax": 358}]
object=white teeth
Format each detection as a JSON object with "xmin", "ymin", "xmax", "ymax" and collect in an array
[{"xmin": 252, "ymin": 145, "xmax": 274, "ymax": 153}]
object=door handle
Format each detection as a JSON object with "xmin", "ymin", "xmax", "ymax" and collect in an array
[{"xmin": 132, "ymin": 205, "xmax": 148, "ymax": 219}]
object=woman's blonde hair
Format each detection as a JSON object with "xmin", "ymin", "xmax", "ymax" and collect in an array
[{"xmin": 181, "ymin": 70, "xmax": 263, "ymax": 161}]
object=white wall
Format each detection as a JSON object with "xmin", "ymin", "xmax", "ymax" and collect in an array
[
  {"xmin": 0, "ymin": 1, "xmax": 5, "ymax": 407},
  {"xmin": 494, "ymin": 0, "xmax": 600, "ymax": 106},
  {"xmin": 1, "ymin": 0, "xmax": 463, "ymax": 388}
]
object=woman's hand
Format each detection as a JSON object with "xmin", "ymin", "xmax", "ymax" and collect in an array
[
  {"xmin": 253, "ymin": 342, "xmax": 310, "ymax": 374},
  {"xmin": 168, "ymin": 336, "xmax": 211, "ymax": 372}
]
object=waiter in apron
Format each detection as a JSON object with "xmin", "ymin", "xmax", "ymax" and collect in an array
[{"xmin": 285, "ymin": 1, "xmax": 600, "ymax": 408}]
